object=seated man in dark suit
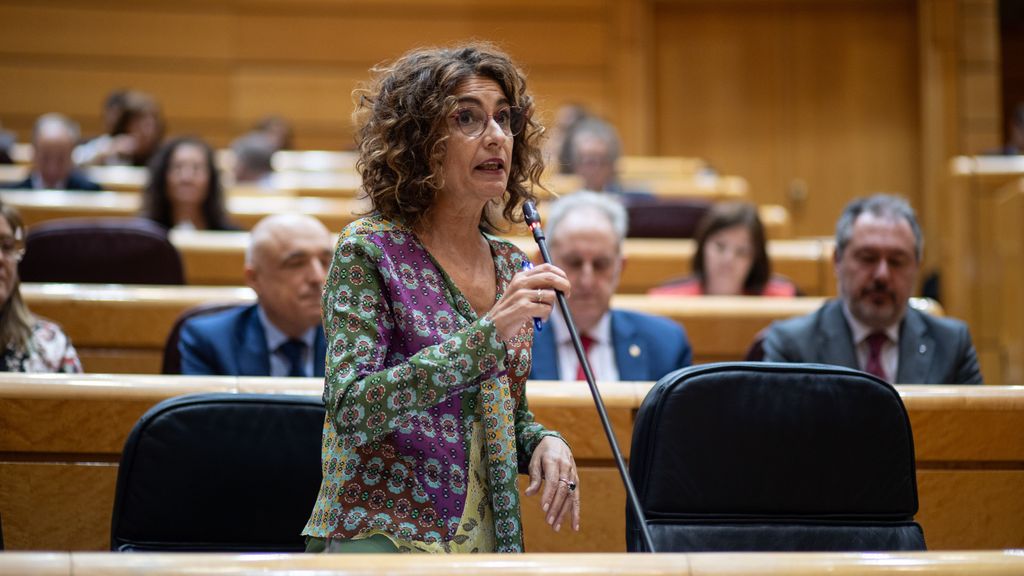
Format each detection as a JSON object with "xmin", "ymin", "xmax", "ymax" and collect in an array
[
  {"xmin": 530, "ymin": 191, "xmax": 692, "ymax": 382},
  {"xmin": 4, "ymin": 114, "xmax": 101, "ymax": 191},
  {"xmin": 179, "ymin": 213, "xmax": 333, "ymax": 376},
  {"xmin": 762, "ymin": 194, "xmax": 982, "ymax": 384}
]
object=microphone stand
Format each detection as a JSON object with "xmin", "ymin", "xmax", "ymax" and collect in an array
[{"xmin": 522, "ymin": 201, "xmax": 656, "ymax": 553}]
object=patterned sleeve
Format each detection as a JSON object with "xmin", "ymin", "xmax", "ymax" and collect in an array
[
  {"xmin": 514, "ymin": 390, "xmax": 564, "ymax": 470},
  {"xmin": 323, "ymin": 232, "xmax": 508, "ymax": 444},
  {"xmin": 31, "ymin": 320, "xmax": 83, "ymax": 373}
]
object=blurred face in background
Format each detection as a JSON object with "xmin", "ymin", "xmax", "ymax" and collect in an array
[
  {"xmin": 836, "ymin": 212, "xmax": 919, "ymax": 330},
  {"xmin": 167, "ymin": 143, "xmax": 210, "ymax": 209},
  {"xmin": 33, "ymin": 125, "xmax": 76, "ymax": 189},
  {"xmin": 0, "ymin": 215, "xmax": 23, "ymax": 307},
  {"xmin": 702, "ymin": 224, "xmax": 754, "ymax": 295},
  {"xmin": 548, "ymin": 208, "xmax": 623, "ymax": 334},
  {"xmin": 571, "ymin": 134, "xmax": 615, "ymax": 192}
]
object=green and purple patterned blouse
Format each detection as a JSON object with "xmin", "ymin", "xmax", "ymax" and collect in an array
[{"xmin": 303, "ymin": 215, "xmax": 561, "ymax": 553}]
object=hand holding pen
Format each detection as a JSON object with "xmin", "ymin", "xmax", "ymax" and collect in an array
[{"xmin": 522, "ymin": 261, "xmax": 544, "ymax": 332}]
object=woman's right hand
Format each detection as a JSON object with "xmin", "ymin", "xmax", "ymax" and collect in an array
[{"xmin": 488, "ymin": 262, "xmax": 570, "ymax": 342}]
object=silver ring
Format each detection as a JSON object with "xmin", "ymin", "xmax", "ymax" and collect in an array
[{"xmin": 559, "ymin": 478, "xmax": 577, "ymax": 492}]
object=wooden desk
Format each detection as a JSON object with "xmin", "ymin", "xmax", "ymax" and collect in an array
[
  {"xmin": 169, "ymin": 231, "xmax": 834, "ymax": 295},
  {"xmin": 0, "ymin": 189, "xmax": 368, "ymax": 232},
  {"xmin": 0, "ymin": 375, "xmax": 1020, "ymax": 553},
  {"xmin": 21, "ymin": 285, "xmax": 880, "ymax": 373},
  {"xmin": 3, "ymin": 551, "xmax": 1024, "ymax": 576}
]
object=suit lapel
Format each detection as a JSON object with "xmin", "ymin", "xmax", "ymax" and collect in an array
[
  {"xmin": 313, "ymin": 326, "xmax": 327, "ymax": 377},
  {"xmin": 530, "ymin": 324, "xmax": 559, "ymax": 380},
  {"xmin": 896, "ymin": 309, "xmax": 933, "ymax": 384},
  {"xmin": 611, "ymin": 311, "xmax": 646, "ymax": 381},
  {"xmin": 237, "ymin": 306, "xmax": 271, "ymax": 376},
  {"xmin": 820, "ymin": 300, "xmax": 860, "ymax": 370}
]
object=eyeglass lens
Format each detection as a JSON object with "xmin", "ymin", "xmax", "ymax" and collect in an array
[{"xmin": 452, "ymin": 105, "xmax": 524, "ymax": 138}]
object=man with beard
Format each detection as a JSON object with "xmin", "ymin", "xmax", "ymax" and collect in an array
[
  {"xmin": 530, "ymin": 191, "xmax": 692, "ymax": 382},
  {"xmin": 762, "ymin": 194, "xmax": 982, "ymax": 384},
  {"xmin": 179, "ymin": 214, "xmax": 332, "ymax": 377}
]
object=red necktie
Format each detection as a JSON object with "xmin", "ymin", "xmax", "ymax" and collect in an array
[
  {"xmin": 575, "ymin": 334, "xmax": 594, "ymax": 381},
  {"xmin": 865, "ymin": 332, "xmax": 888, "ymax": 381}
]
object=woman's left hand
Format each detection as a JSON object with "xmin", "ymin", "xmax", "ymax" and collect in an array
[{"xmin": 525, "ymin": 436, "xmax": 580, "ymax": 532}]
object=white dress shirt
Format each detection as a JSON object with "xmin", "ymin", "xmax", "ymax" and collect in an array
[{"xmin": 549, "ymin": 309, "xmax": 620, "ymax": 382}]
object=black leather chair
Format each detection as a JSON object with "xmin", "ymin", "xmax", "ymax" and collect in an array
[
  {"xmin": 621, "ymin": 196, "xmax": 712, "ymax": 238},
  {"xmin": 628, "ymin": 362, "xmax": 925, "ymax": 552},
  {"xmin": 19, "ymin": 217, "xmax": 185, "ymax": 284},
  {"xmin": 111, "ymin": 393, "xmax": 324, "ymax": 552},
  {"xmin": 161, "ymin": 302, "xmax": 241, "ymax": 374}
]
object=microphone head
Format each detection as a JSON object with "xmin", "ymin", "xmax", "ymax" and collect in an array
[{"xmin": 523, "ymin": 201, "xmax": 541, "ymax": 226}]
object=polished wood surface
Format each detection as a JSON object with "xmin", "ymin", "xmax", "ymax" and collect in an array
[
  {"xmin": 1, "ymin": 551, "xmax": 1023, "ymax": 576},
  {"xmin": 1, "ymin": 375, "xmax": 1019, "ymax": 552},
  {"xmin": 167, "ymin": 230, "xmax": 834, "ymax": 295},
  {"xmin": 21, "ymin": 285, "xmax": 900, "ymax": 373},
  {"xmin": 944, "ymin": 156, "xmax": 1024, "ymax": 385},
  {"xmin": 0, "ymin": 189, "xmax": 368, "ymax": 232}
]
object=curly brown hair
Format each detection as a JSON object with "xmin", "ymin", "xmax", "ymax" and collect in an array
[{"xmin": 353, "ymin": 43, "xmax": 545, "ymax": 233}]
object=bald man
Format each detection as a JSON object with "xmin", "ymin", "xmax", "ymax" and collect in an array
[
  {"xmin": 5, "ymin": 114, "xmax": 101, "ymax": 191},
  {"xmin": 179, "ymin": 214, "xmax": 334, "ymax": 376}
]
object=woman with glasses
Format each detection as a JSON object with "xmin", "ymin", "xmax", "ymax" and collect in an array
[
  {"xmin": 303, "ymin": 43, "xmax": 579, "ymax": 554},
  {"xmin": 0, "ymin": 200, "xmax": 82, "ymax": 372},
  {"xmin": 649, "ymin": 201, "xmax": 798, "ymax": 297}
]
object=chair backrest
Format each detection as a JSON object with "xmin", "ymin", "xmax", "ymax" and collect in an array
[
  {"xmin": 622, "ymin": 196, "xmax": 712, "ymax": 238},
  {"xmin": 19, "ymin": 217, "xmax": 185, "ymax": 284},
  {"xmin": 628, "ymin": 362, "xmax": 924, "ymax": 553},
  {"xmin": 161, "ymin": 302, "xmax": 243, "ymax": 374},
  {"xmin": 110, "ymin": 393, "xmax": 324, "ymax": 552}
]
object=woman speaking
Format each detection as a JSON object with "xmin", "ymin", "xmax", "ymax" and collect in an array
[{"xmin": 303, "ymin": 44, "xmax": 580, "ymax": 553}]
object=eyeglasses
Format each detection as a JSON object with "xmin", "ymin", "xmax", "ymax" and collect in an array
[
  {"xmin": 450, "ymin": 105, "xmax": 525, "ymax": 138},
  {"xmin": 0, "ymin": 233, "xmax": 25, "ymax": 263}
]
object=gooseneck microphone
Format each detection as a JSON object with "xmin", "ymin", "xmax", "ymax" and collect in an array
[{"xmin": 522, "ymin": 201, "xmax": 656, "ymax": 553}]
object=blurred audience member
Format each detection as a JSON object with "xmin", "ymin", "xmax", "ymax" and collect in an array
[
  {"xmin": 649, "ymin": 202, "xmax": 797, "ymax": 297},
  {"xmin": 231, "ymin": 132, "xmax": 276, "ymax": 188},
  {"xmin": 3, "ymin": 114, "xmax": 101, "ymax": 191},
  {"xmin": 140, "ymin": 136, "xmax": 237, "ymax": 231},
  {"xmin": 179, "ymin": 213, "xmax": 332, "ymax": 376},
  {"xmin": 545, "ymin": 103, "xmax": 589, "ymax": 174},
  {"xmin": 762, "ymin": 194, "xmax": 982, "ymax": 384},
  {"xmin": 566, "ymin": 117, "xmax": 649, "ymax": 196},
  {"xmin": 0, "ymin": 199, "xmax": 82, "ymax": 372},
  {"xmin": 253, "ymin": 115, "xmax": 294, "ymax": 151},
  {"xmin": 75, "ymin": 90, "xmax": 165, "ymax": 167},
  {"xmin": 0, "ymin": 121, "xmax": 14, "ymax": 164},
  {"xmin": 531, "ymin": 191, "xmax": 692, "ymax": 382}
]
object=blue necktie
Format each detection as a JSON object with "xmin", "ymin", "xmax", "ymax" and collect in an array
[{"xmin": 278, "ymin": 339, "xmax": 307, "ymax": 377}]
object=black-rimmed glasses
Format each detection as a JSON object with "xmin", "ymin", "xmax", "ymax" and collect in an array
[{"xmin": 450, "ymin": 105, "xmax": 525, "ymax": 138}]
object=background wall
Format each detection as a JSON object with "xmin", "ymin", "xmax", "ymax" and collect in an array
[{"xmin": 0, "ymin": 0, "xmax": 1004, "ymax": 241}]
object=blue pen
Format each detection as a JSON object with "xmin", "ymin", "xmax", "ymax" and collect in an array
[{"xmin": 521, "ymin": 261, "xmax": 543, "ymax": 332}]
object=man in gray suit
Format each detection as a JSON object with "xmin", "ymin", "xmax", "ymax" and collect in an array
[{"xmin": 762, "ymin": 194, "xmax": 982, "ymax": 384}]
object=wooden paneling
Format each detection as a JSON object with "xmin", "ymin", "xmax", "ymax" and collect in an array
[
  {"xmin": 1, "ymin": 376, "xmax": 1021, "ymax": 552},
  {"xmin": 653, "ymin": 0, "xmax": 919, "ymax": 237}
]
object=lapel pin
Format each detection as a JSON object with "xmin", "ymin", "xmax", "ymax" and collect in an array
[
  {"xmin": 919, "ymin": 344, "xmax": 927, "ymax": 354},
  {"xmin": 629, "ymin": 344, "xmax": 641, "ymax": 358}
]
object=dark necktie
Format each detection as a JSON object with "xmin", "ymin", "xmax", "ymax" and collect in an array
[
  {"xmin": 278, "ymin": 338, "xmax": 307, "ymax": 377},
  {"xmin": 575, "ymin": 334, "xmax": 595, "ymax": 381},
  {"xmin": 865, "ymin": 332, "xmax": 888, "ymax": 381}
]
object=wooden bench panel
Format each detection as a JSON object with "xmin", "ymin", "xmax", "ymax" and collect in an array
[
  {"xmin": 2, "ymin": 375, "xmax": 1020, "ymax": 552},
  {"xmin": 22, "ymin": 285, "xmax": 870, "ymax": 373}
]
